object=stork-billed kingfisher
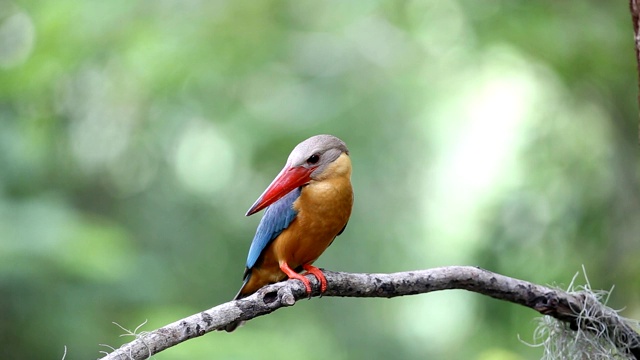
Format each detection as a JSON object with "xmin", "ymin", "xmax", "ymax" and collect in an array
[{"xmin": 226, "ymin": 134, "xmax": 353, "ymax": 331}]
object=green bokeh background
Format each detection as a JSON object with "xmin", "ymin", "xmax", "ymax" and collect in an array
[{"xmin": 1, "ymin": 1, "xmax": 638, "ymax": 359}]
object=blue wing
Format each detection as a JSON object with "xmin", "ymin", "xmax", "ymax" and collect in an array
[{"xmin": 245, "ymin": 187, "xmax": 300, "ymax": 270}]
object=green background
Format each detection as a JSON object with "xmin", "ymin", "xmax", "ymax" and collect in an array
[{"xmin": 1, "ymin": 1, "xmax": 638, "ymax": 359}]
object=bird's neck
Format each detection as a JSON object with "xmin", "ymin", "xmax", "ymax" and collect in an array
[
  {"xmin": 310, "ymin": 153, "xmax": 352, "ymax": 182},
  {"xmin": 298, "ymin": 153, "xmax": 353, "ymax": 209}
]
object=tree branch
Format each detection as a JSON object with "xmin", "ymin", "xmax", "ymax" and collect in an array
[{"xmin": 99, "ymin": 266, "xmax": 640, "ymax": 360}]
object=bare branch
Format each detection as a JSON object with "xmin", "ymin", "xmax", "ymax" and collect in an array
[{"xmin": 99, "ymin": 266, "xmax": 640, "ymax": 360}]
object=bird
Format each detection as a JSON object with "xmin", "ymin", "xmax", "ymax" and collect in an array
[{"xmin": 226, "ymin": 134, "xmax": 353, "ymax": 331}]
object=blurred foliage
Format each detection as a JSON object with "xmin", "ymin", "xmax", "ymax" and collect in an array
[{"xmin": 0, "ymin": 0, "xmax": 638, "ymax": 359}]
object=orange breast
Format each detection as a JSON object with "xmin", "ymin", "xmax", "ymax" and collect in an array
[{"xmin": 274, "ymin": 173, "xmax": 353, "ymax": 268}]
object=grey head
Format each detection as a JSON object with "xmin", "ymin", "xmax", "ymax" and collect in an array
[{"xmin": 287, "ymin": 134, "xmax": 349, "ymax": 180}]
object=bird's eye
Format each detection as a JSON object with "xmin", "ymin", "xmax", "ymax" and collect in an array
[{"xmin": 307, "ymin": 154, "xmax": 320, "ymax": 164}]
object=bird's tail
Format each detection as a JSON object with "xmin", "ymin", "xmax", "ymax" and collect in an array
[
  {"xmin": 224, "ymin": 272, "xmax": 251, "ymax": 332},
  {"xmin": 224, "ymin": 319, "xmax": 245, "ymax": 332}
]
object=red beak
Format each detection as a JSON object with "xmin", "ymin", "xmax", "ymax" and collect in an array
[{"xmin": 246, "ymin": 165, "xmax": 315, "ymax": 216}]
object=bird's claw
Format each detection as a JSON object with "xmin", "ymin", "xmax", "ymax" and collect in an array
[
  {"xmin": 280, "ymin": 262, "xmax": 328, "ymax": 298},
  {"xmin": 303, "ymin": 264, "xmax": 327, "ymax": 294}
]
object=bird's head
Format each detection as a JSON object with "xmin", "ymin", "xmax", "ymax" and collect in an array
[{"xmin": 246, "ymin": 135, "xmax": 349, "ymax": 216}]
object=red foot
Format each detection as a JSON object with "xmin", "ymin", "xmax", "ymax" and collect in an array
[
  {"xmin": 302, "ymin": 264, "xmax": 327, "ymax": 293},
  {"xmin": 280, "ymin": 262, "xmax": 312, "ymax": 294}
]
